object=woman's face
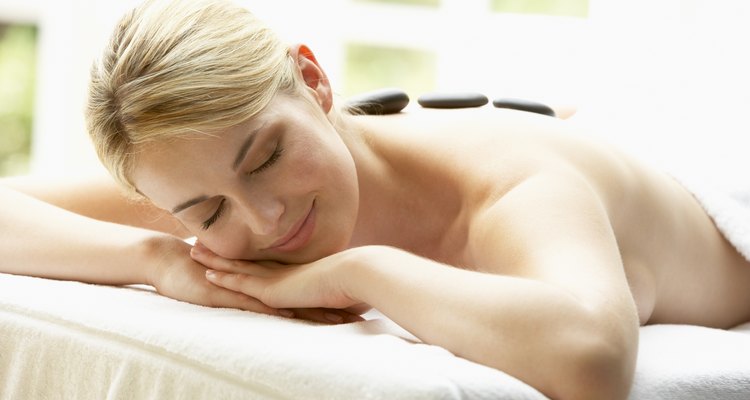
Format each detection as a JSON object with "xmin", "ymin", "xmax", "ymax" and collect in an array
[{"xmin": 132, "ymin": 93, "xmax": 359, "ymax": 263}]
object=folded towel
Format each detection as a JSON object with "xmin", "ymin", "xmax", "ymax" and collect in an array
[{"xmin": 670, "ymin": 171, "xmax": 750, "ymax": 262}]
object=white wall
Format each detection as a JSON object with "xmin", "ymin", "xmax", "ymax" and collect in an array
[
  {"xmin": 2, "ymin": 0, "xmax": 748, "ymax": 179},
  {"xmin": 578, "ymin": 0, "xmax": 750, "ymax": 182}
]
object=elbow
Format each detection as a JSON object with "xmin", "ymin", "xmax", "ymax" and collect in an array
[
  {"xmin": 553, "ymin": 323, "xmax": 638, "ymax": 400},
  {"xmin": 565, "ymin": 340, "xmax": 636, "ymax": 400},
  {"xmin": 481, "ymin": 318, "xmax": 638, "ymax": 400}
]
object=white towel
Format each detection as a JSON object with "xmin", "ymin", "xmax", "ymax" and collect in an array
[
  {"xmin": 0, "ymin": 273, "xmax": 547, "ymax": 400},
  {"xmin": 629, "ymin": 323, "xmax": 750, "ymax": 400},
  {"xmin": 669, "ymin": 171, "xmax": 750, "ymax": 262},
  {"xmin": 3, "ymin": 273, "xmax": 750, "ymax": 399}
]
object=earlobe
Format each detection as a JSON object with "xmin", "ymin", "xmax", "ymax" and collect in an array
[{"xmin": 290, "ymin": 44, "xmax": 333, "ymax": 113}]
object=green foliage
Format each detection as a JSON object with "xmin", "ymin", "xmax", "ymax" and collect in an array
[
  {"xmin": 491, "ymin": 0, "xmax": 588, "ymax": 17},
  {"xmin": 0, "ymin": 24, "xmax": 37, "ymax": 176},
  {"xmin": 344, "ymin": 43, "xmax": 436, "ymax": 100},
  {"xmin": 355, "ymin": 0, "xmax": 440, "ymax": 7}
]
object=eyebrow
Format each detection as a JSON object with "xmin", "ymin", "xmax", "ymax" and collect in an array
[
  {"xmin": 232, "ymin": 122, "xmax": 267, "ymax": 171},
  {"xmin": 171, "ymin": 195, "xmax": 209, "ymax": 214},
  {"xmin": 170, "ymin": 122, "xmax": 267, "ymax": 214}
]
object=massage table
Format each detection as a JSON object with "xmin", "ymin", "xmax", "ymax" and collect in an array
[{"xmin": 2, "ymin": 272, "xmax": 749, "ymax": 399}]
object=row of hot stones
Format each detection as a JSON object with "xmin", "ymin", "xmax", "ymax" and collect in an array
[{"xmin": 345, "ymin": 88, "xmax": 556, "ymax": 117}]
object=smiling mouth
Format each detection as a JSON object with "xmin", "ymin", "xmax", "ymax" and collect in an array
[{"xmin": 265, "ymin": 199, "xmax": 316, "ymax": 253}]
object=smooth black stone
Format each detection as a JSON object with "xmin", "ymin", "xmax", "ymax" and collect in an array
[
  {"xmin": 417, "ymin": 92, "xmax": 489, "ymax": 109},
  {"xmin": 492, "ymin": 98, "xmax": 556, "ymax": 117},
  {"xmin": 345, "ymin": 88, "xmax": 410, "ymax": 115}
]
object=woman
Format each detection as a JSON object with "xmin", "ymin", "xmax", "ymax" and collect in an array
[
  {"xmin": 15, "ymin": 0, "xmax": 750, "ymax": 399},
  {"xmin": 0, "ymin": 173, "xmax": 366, "ymax": 324}
]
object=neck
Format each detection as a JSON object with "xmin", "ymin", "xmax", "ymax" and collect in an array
[{"xmin": 338, "ymin": 114, "xmax": 462, "ymax": 255}]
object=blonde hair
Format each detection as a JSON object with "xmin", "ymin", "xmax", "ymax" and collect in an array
[{"xmin": 86, "ymin": 0, "xmax": 299, "ymax": 194}]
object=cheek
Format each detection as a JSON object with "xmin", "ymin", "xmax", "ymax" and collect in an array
[
  {"xmin": 294, "ymin": 135, "xmax": 356, "ymax": 187},
  {"xmin": 198, "ymin": 232, "xmax": 250, "ymax": 260},
  {"xmin": 283, "ymin": 146, "xmax": 329, "ymax": 191}
]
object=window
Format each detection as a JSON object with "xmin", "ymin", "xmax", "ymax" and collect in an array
[
  {"xmin": 3, "ymin": 0, "xmax": 595, "ymax": 176},
  {"xmin": 356, "ymin": 0, "xmax": 440, "ymax": 7},
  {"xmin": 0, "ymin": 23, "xmax": 37, "ymax": 176},
  {"xmin": 491, "ymin": 0, "xmax": 588, "ymax": 18},
  {"xmin": 343, "ymin": 43, "xmax": 436, "ymax": 98}
]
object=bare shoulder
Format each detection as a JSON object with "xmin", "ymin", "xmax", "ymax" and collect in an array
[
  {"xmin": 400, "ymin": 109, "xmax": 636, "ymax": 292},
  {"xmin": 378, "ymin": 107, "xmax": 636, "ymax": 204},
  {"xmin": 369, "ymin": 107, "xmax": 750, "ymax": 327},
  {"xmin": 372, "ymin": 108, "xmax": 664, "ymax": 318},
  {"xmin": 382, "ymin": 107, "xmax": 750, "ymax": 328}
]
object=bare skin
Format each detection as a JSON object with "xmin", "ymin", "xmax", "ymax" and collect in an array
[
  {"xmin": 344, "ymin": 107, "xmax": 750, "ymax": 329},
  {"xmin": 128, "ymin": 58, "xmax": 750, "ymax": 399},
  {"xmin": 4, "ymin": 46, "xmax": 749, "ymax": 400}
]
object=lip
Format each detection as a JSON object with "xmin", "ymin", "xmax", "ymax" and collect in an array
[{"xmin": 266, "ymin": 200, "xmax": 316, "ymax": 253}]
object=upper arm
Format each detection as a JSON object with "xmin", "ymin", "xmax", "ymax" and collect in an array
[
  {"xmin": 470, "ymin": 166, "xmax": 637, "ymax": 319},
  {"xmin": 468, "ymin": 166, "xmax": 640, "ymax": 399}
]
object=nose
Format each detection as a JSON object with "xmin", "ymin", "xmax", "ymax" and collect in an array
[{"xmin": 237, "ymin": 194, "xmax": 284, "ymax": 236}]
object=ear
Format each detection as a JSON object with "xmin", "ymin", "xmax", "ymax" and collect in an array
[{"xmin": 289, "ymin": 44, "xmax": 333, "ymax": 114}]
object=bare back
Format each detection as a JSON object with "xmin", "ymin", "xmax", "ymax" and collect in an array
[{"xmin": 356, "ymin": 107, "xmax": 750, "ymax": 329}]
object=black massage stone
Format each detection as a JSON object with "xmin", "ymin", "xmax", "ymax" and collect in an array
[
  {"xmin": 417, "ymin": 92, "xmax": 489, "ymax": 109},
  {"xmin": 493, "ymin": 98, "xmax": 556, "ymax": 117},
  {"xmin": 345, "ymin": 88, "xmax": 557, "ymax": 118},
  {"xmin": 345, "ymin": 88, "xmax": 410, "ymax": 115}
]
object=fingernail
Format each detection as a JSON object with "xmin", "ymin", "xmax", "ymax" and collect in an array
[
  {"xmin": 205, "ymin": 270, "xmax": 216, "ymax": 279},
  {"xmin": 279, "ymin": 309, "xmax": 295, "ymax": 318},
  {"xmin": 325, "ymin": 312, "xmax": 344, "ymax": 323},
  {"xmin": 190, "ymin": 246, "xmax": 203, "ymax": 257}
]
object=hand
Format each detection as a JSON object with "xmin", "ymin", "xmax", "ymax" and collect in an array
[
  {"xmin": 190, "ymin": 243, "xmax": 371, "ymax": 322},
  {"xmin": 144, "ymin": 236, "xmax": 285, "ymax": 317}
]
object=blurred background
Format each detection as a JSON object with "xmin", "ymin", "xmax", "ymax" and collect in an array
[{"xmin": 0, "ymin": 0, "xmax": 749, "ymax": 180}]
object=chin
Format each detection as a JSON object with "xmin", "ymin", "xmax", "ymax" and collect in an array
[
  {"xmin": 291, "ymin": 231, "xmax": 351, "ymax": 264},
  {"xmin": 301, "ymin": 240, "xmax": 349, "ymax": 264}
]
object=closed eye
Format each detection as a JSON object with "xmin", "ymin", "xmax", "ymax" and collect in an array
[
  {"xmin": 201, "ymin": 146, "xmax": 281, "ymax": 230},
  {"xmin": 201, "ymin": 198, "xmax": 226, "ymax": 230},
  {"xmin": 249, "ymin": 146, "xmax": 283, "ymax": 175}
]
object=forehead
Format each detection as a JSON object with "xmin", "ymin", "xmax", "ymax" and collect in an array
[
  {"xmin": 128, "ymin": 93, "xmax": 314, "ymax": 210},
  {"xmin": 130, "ymin": 116, "xmax": 266, "ymax": 210}
]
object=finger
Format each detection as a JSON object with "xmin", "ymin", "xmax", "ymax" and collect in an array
[
  {"xmin": 203, "ymin": 278, "xmax": 298, "ymax": 318},
  {"xmin": 191, "ymin": 246, "xmax": 271, "ymax": 276},
  {"xmin": 344, "ymin": 303, "xmax": 373, "ymax": 316},
  {"xmin": 205, "ymin": 269, "xmax": 267, "ymax": 301},
  {"xmin": 290, "ymin": 308, "xmax": 365, "ymax": 324},
  {"xmin": 208, "ymin": 286, "xmax": 280, "ymax": 316},
  {"xmin": 280, "ymin": 308, "xmax": 364, "ymax": 325},
  {"xmin": 205, "ymin": 271, "xmax": 363, "ymax": 324}
]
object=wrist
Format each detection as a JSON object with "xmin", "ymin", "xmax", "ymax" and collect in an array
[
  {"xmin": 134, "ymin": 233, "xmax": 190, "ymax": 287},
  {"xmin": 339, "ymin": 245, "xmax": 398, "ymax": 305}
]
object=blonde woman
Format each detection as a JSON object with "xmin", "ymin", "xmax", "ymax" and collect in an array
[{"xmin": 7, "ymin": 0, "xmax": 750, "ymax": 399}]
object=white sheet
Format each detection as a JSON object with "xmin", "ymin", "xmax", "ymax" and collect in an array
[
  {"xmin": 630, "ymin": 324, "xmax": 750, "ymax": 400},
  {"xmin": 2, "ymin": 273, "xmax": 750, "ymax": 399},
  {"xmin": 0, "ymin": 273, "xmax": 545, "ymax": 400}
]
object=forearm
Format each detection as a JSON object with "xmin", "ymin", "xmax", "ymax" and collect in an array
[
  {"xmin": 345, "ymin": 246, "xmax": 637, "ymax": 400},
  {"xmin": 0, "ymin": 185, "xmax": 173, "ymax": 286},
  {"xmin": 0, "ymin": 174, "xmax": 188, "ymax": 237}
]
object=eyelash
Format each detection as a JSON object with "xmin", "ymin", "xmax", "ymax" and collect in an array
[
  {"xmin": 249, "ymin": 146, "xmax": 284, "ymax": 175},
  {"xmin": 202, "ymin": 198, "xmax": 226, "ymax": 230},
  {"xmin": 200, "ymin": 145, "xmax": 284, "ymax": 230}
]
